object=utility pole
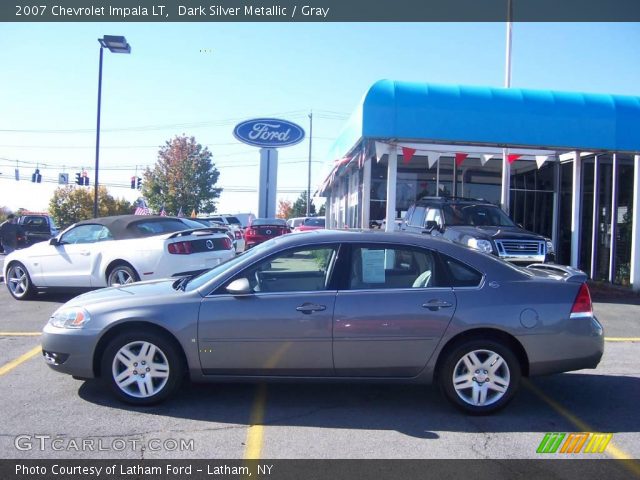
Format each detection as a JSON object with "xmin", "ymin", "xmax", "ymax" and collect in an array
[
  {"xmin": 501, "ymin": 0, "xmax": 513, "ymax": 214},
  {"xmin": 306, "ymin": 111, "xmax": 313, "ymax": 217}
]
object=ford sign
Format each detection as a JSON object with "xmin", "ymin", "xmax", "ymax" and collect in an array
[{"xmin": 233, "ymin": 118, "xmax": 305, "ymax": 148}]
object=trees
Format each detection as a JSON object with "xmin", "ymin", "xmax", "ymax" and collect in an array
[
  {"xmin": 290, "ymin": 191, "xmax": 316, "ymax": 218},
  {"xmin": 277, "ymin": 199, "xmax": 293, "ymax": 219},
  {"xmin": 142, "ymin": 135, "xmax": 222, "ymax": 215},
  {"xmin": 49, "ymin": 186, "xmax": 133, "ymax": 228}
]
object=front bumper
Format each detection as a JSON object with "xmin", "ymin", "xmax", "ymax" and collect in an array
[{"xmin": 41, "ymin": 324, "xmax": 101, "ymax": 379}]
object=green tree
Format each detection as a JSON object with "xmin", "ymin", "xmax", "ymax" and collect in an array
[
  {"xmin": 142, "ymin": 135, "xmax": 222, "ymax": 215},
  {"xmin": 290, "ymin": 191, "xmax": 316, "ymax": 218},
  {"xmin": 317, "ymin": 203, "xmax": 326, "ymax": 216},
  {"xmin": 49, "ymin": 186, "xmax": 133, "ymax": 229}
]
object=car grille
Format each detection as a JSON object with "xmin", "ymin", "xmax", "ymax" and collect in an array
[{"xmin": 495, "ymin": 239, "xmax": 545, "ymax": 262}]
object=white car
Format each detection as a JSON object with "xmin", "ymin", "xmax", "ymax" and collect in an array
[{"xmin": 3, "ymin": 215, "xmax": 235, "ymax": 300}]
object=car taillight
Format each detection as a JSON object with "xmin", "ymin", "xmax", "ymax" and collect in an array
[
  {"xmin": 223, "ymin": 237, "xmax": 233, "ymax": 250},
  {"xmin": 570, "ymin": 283, "xmax": 592, "ymax": 318},
  {"xmin": 247, "ymin": 228, "xmax": 256, "ymax": 236},
  {"xmin": 234, "ymin": 230, "xmax": 243, "ymax": 239},
  {"xmin": 168, "ymin": 241, "xmax": 193, "ymax": 255}
]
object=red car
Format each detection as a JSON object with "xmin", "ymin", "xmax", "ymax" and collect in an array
[
  {"xmin": 294, "ymin": 216, "xmax": 325, "ymax": 232},
  {"xmin": 244, "ymin": 218, "xmax": 290, "ymax": 248}
]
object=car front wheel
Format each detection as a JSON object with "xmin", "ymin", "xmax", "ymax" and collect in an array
[
  {"xmin": 438, "ymin": 339, "xmax": 521, "ymax": 414},
  {"xmin": 6, "ymin": 262, "xmax": 35, "ymax": 300},
  {"xmin": 101, "ymin": 330, "xmax": 184, "ymax": 405}
]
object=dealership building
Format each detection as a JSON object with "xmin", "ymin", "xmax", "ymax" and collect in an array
[{"xmin": 318, "ymin": 80, "xmax": 640, "ymax": 289}]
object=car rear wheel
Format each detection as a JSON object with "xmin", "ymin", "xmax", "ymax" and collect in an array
[
  {"xmin": 438, "ymin": 339, "xmax": 521, "ymax": 414},
  {"xmin": 107, "ymin": 264, "xmax": 139, "ymax": 287},
  {"xmin": 6, "ymin": 262, "xmax": 35, "ymax": 300},
  {"xmin": 101, "ymin": 331, "xmax": 184, "ymax": 405}
]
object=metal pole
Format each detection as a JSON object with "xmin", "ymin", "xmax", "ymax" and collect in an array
[
  {"xmin": 307, "ymin": 111, "xmax": 313, "ymax": 217},
  {"xmin": 94, "ymin": 46, "xmax": 104, "ymax": 218},
  {"xmin": 501, "ymin": 0, "xmax": 513, "ymax": 214}
]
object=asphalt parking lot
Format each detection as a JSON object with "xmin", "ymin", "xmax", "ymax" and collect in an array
[{"xmin": 0, "ymin": 254, "xmax": 639, "ymax": 463}]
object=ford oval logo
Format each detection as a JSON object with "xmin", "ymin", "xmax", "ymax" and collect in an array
[{"xmin": 233, "ymin": 118, "xmax": 305, "ymax": 148}]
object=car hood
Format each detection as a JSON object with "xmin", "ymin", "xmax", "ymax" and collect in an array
[
  {"xmin": 450, "ymin": 225, "xmax": 546, "ymax": 241},
  {"xmin": 62, "ymin": 278, "xmax": 187, "ymax": 309}
]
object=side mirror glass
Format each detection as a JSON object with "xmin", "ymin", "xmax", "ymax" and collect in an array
[
  {"xmin": 424, "ymin": 220, "xmax": 438, "ymax": 233},
  {"xmin": 49, "ymin": 237, "xmax": 59, "ymax": 246},
  {"xmin": 226, "ymin": 277, "xmax": 252, "ymax": 295}
]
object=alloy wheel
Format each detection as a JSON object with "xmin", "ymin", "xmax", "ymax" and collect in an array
[
  {"xmin": 451, "ymin": 349, "xmax": 511, "ymax": 407},
  {"xmin": 7, "ymin": 264, "xmax": 30, "ymax": 298},
  {"xmin": 111, "ymin": 341, "xmax": 170, "ymax": 398}
]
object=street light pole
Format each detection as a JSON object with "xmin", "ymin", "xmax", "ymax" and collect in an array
[
  {"xmin": 94, "ymin": 46, "xmax": 104, "ymax": 218},
  {"xmin": 93, "ymin": 35, "xmax": 131, "ymax": 219},
  {"xmin": 306, "ymin": 111, "xmax": 313, "ymax": 217}
]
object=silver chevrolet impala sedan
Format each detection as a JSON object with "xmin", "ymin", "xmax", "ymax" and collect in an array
[{"xmin": 41, "ymin": 230, "xmax": 604, "ymax": 414}]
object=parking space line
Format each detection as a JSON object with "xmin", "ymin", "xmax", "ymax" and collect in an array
[
  {"xmin": 605, "ymin": 337, "xmax": 640, "ymax": 342},
  {"xmin": 0, "ymin": 345, "xmax": 41, "ymax": 376},
  {"xmin": 244, "ymin": 384, "xmax": 268, "ymax": 460},
  {"xmin": 0, "ymin": 332, "xmax": 41, "ymax": 336},
  {"xmin": 524, "ymin": 379, "xmax": 640, "ymax": 475}
]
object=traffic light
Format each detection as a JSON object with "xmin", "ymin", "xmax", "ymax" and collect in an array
[
  {"xmin": 31, "ymin": 168, "xmax": 42, "ymax": 183},
  {"xmin": 130, "ymin": 176, "xmax": 136, "ymax": 189},
  {"xmin": 137, "ymin": 177, "xmax": 142, "ymax": 190},
  {"xmin": 82, "ymin": 171, "xmax": 89, "ymax": 186},
  {"xmin": 75, "ymin": 172, "xmax": 82, "ymax": 185}
]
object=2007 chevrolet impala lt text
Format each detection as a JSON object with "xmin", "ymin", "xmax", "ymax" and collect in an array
[{"xmin": 40, "ymin": 230, "xmax": 603, "ymax": 414}]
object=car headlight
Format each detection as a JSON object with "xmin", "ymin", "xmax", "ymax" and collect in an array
[
  {"xmin": 49, "ymin": 307, "xmax": 91, "ymax": 329},
  {"xmin": 545, "ymin": 239, "xmax": 555, "ymax": 255},
  {"xmin": 467, "ymin": 238, "xmax": 493, "ymax": 254}
]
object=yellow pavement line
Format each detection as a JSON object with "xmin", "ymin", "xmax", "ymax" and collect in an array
[
  {"xmin": 0, "ymin": 332, "xmax": 41, "ymax": 337},
  {"xmin": 605, "ymin": 337, "xmax": 640, "ymax": 342},
  {"xmin": 0, "ymin": 345, "xmax": 42, "ymax": 376},
  {"xmin": 244, "ymin": 384, "xmax": 268, "ymax": 460},
  {"xmin": 524, "ymin": 379, "xmax": 640, "ymax": 476}
]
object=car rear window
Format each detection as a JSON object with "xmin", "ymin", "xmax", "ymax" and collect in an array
[
  {"xmin": 225, "ymin": 216, "xmax": 241, "ymax": 225},
  {"xmin": 128, "ymin": 219, "xmax": 193, "ymax": 237},
  {"xmin": 441, "ymin": 254, "xmax": 483, "ymax": 287},
  {"xmin": 303, "ymin": 218, "xmax": 325, "ymax": 227},
  {"xmin": 252, "ymin": 218, "xmax": 287, "ymax": 226}
]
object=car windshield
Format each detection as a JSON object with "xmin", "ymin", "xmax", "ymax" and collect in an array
[
  {"xmin": 252, "ymin": 218, "xmax": 287, "ymax": 226},
  {"xmin": 225, "ymin": 216, "xmax": 241, "ymax": 225},
  {"xmin": 303, "ymin": 217, "xmax": 325, "ymax": 227},
  {"xmin": 443, "ymin": 204, "xmax": 516, "ymax": 227}
]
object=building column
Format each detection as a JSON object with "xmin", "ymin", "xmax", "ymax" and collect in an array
[
  {"xmin": 501, "ymin": 148, "xmax": 511, "ymax": 214},
  {"xmin": 630, "ymin": 154, "xmax": 640, "ymax": 291},
  {"xmin": 361, "ymin": 156, "xmax": 371, "ymax": 229},
  {"xmin": 325, "ymin": 190, "xmax": 332, "ymax": 229},
  {"xmin": 608, "ymin": 154, "xmax": 619, "ymax": 283},
  {"xmin": 570, "ymin": 151, "xmax": 582, "ymax": 268},
  {"xmin": 385, "ymin": 147, "xmax": 397, "ymax": 232},
  {"xmin": 590, "ymin": 155, "xmax": 600, "ymax": 280}
]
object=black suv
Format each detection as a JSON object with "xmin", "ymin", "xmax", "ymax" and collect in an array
[{"xmin": 402, "ymin": 197, "xmax": 555, "ymax": 265}]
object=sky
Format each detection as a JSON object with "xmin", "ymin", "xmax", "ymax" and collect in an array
[{"xmin": 1, "ymin": 22, "xmax": 639, "ymax": 215}]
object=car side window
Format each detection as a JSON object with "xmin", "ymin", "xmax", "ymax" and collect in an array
[
  {"xmin": 234, "ymin": 246, "xmax": 338, "ymax": 293},
  {"xmin": 60, "ymin": 225, "xmax": 112, "ymax": 244},
  {"xmin": 441, "ymin": 255, "xmax": 483, "ymax": 287},
  {"xmin": 349, "ymin": 245, "xmax": 439, "ymax": 290},
  {"xmin": 408, "ymin": 206, "xmax": 427, "ymax": 227}
]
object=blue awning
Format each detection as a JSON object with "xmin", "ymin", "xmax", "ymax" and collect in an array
[{"xmin": 327, "ymin": 80, "xmax": 640, "ymax": 160}]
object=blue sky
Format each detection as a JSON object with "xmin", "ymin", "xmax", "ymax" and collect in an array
[{"xmin": 0, "ymin": 22, "xmax": 639, "ymax": 214}]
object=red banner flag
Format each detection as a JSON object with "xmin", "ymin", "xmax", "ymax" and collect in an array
[
  {"xmin": 401, "ymin": 147, "xmax": 416, "ymax": 165},
  {"xmin": 507, "ymin": 154, "xmax": 522, "ymax": 164},
  {"xmin": 455, "ymin": 153, "xmax": 468, "ymax": 167}
]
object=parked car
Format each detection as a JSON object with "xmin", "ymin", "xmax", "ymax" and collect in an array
[
  {"xmin": 287, "ymin": 217, "xmax": 306, "ymax": 229},
  {"xmin": 3, "ymin": 215, "xmax": 235, "ymax": 300},
  {"xmin": 191, "ymin": 217, "xmax": 244, "ymax": 253},
  {"xmin": 218, "ymin": 213, "xmax": 255, "ymax": 229},
  {"xmin": 41, "ymin": 230, "xmax": 603, "ymax": 413},
  {"xmin": 402, "ymin": 197, "xmax": 555, "ymax": 265},
  {"xmin": 244, "ymin": 218, "xmax": 290, "ymax": 248},
  {"xmin": 294, "ymin": 217, "xmax": 325, "ymax": 232},
  {"xmin": 16, "ymin": 213, "xmax": 59, "ymax": 248}
]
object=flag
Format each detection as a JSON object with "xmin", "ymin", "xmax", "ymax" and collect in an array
[
  {"xmin": 427, "ymin": 152, "xmax": 440, "ymax": 169},
  {"xmin": 536, "ymin": 155, "xmax": 550, "ymax": 169},
  {"xmin": 481, "ymin": 154, "xmax": 494, "ymax": 166},
  {"xmin": 375, "ymin": 141, "xmax": 391, "ymax": 162},
  {"xmin": 177, "ymin": 207, "xmax": 184, "ymax": 218},
  {"xmin": 190, "ymin": 208, "xmax": 197, "ymax": 218},
  {"xmin": 134, "ymin": 198, "xmax": 150, "ymax": 215},
  {"xmin": 507, "ymin": 154, "xmax": 522, "ymax": 164},
  {"xmin": 401, "ymin": 147, "xmax": 416, "ymax": 165},
  {"xmin": 159, "ymin": 206, "xmax": 167, "ymax": 216},
  {"xmin": 455, "ymin": 153, "xmax": 469, "ymax": 167}
]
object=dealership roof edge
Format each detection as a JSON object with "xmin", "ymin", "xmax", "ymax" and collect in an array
[{"xmin": 326, "ymin": 79, "xmax": 640, "ymax": 162}]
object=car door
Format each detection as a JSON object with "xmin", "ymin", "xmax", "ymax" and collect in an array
[
  {"xmin": 198, "ymin": 244, "xmax": 340, "ymax": 376},
  {"xmin": 39, "ymin": 224, "xmax": 111, "ymax": 287},
  {"xmin": 333, "ymin": 243, "xmax": 456, "ymax": 377}
]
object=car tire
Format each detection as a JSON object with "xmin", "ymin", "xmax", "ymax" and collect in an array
[
  {"xmin": 107, "ymin": 264, "xmax": 139, "ymax": 287},
  {"xmin": 5, "ymin": 261, "xmax": 35, "ymax": 300},
  {"xmin": 438, "ymin": 339, "xmax": 521, "ymax": 415},
  {"xmin": 101, "ymin": 330, "xmax": 184, "ymax": 405}
]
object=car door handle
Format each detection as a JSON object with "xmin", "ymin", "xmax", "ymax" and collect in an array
[
  {"xmin": 422, "ymin": 300, "xmax": 453, "ymax": 311},
  {"xmin": 296, "ymin": 303, "xmax": 327, "ymax": 314},
  {"xmin": 79, "ymin": 250, "xmax": 90, "ymax": 256}
]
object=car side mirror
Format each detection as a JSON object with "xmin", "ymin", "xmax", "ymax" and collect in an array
[
  {"xmin": 226, "ymin": 278, "xmax": 252, "ymax": 296},
  {"xmin": 49, "ymin": 237, "xmax": 59, "ymax": 246},
  {"xmin": 423, "ymin": 220, "xmax": 439, "ymax": 233}
]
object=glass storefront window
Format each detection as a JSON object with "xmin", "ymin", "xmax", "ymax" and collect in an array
[{"xmin": 614, "ymin": 158, "xmax": 634, "ymax": 286}]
